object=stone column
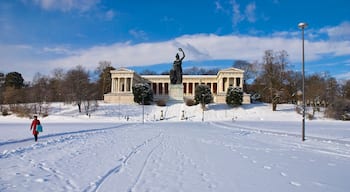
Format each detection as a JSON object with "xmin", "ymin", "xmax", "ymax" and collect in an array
[
  {"xmin": 116, "ymin": 78, "xmax": 119, "ymax": 93},
  {"xmin": 124, "ymin": 78, "xmax": 127, "ymax": 92},
  {"xmin": 111, "ymin": 78, "xmax": 115, "ymax": 93},
  {"xmin": 119, "ymin": 78, "xmax": 122, "ymax": 92},
  {"xmin": 130, "ymin": 78, "xmax": 133, "ymax": 91}
]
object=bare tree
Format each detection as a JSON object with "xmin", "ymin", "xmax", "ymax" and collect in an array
[
  {"xmin": 305, "ymin": 73, "xmax": 338, "ymax": 107},
  {"xmin": 48, "ymin": 68, "xmax": 66, "ymax": 102},
  {"xmin": 340, "ymin": 80, "xmax": 350, "ymax": 100},
  {"xmin": 63, "ymin": 65, "xmax": 91, "ymax": 113},
  {"xmin": 255, "ymin": 50, "xmax": 290, "ymax": 111},
  {"xmin": 281, "ymin": 70, "xmax": 301, "ymax": 104},
  {"xmin": 29, "ymin": 73, "xmax": 51, "ymax": 114},
  {"xmin": 31, "ymin": 73, "xmax": 50, "ymax": 102},
  {"xmin": 325, "ymin": 76, "xmax": 338, "ymax": 104},
  {"xmin": 233, "ymin": 60, "xmax": 258, "ymax": 82},
  {"xmin": 183, "ymin": 67, "xmax": 219, "ymax": 75},
  {"xmin": 96, "ymin": 61, "xmax": 115, "ymax": 100},
  {"xmin": 139, "ymin": 69, "xmax": 157, "ymax": 75},
  {"xmin": 3, "ymin": 87, "xmax": 24, "ymax": 104}
]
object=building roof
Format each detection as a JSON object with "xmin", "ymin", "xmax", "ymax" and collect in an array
[{"xmin": 218, "ymin": 67, "xmax": 245, "ymax": 74}]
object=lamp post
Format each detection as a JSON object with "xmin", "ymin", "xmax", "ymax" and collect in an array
[
  {"xmin": 141, "ymin": 93, "xmax": 145, "ymax": 124},
  {"xmin": 201, "ymin": 93, "xmax": 206, "ymax": 122},
  {"xmin": 298, "ymin": 22, "xmax": 308, "ymax": 141}
]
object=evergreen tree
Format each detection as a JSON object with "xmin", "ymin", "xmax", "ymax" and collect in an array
[
  {"xmin": 5, "ymin": 72, "xmax": 24, "ymax": 89},
  {"xmin": 226, "ymin": 87, "xmax": 243, "ymax": 106},
  {"xmin": 132, "ymin": 83, "xmax": 153, "ymax": 105},
  {"xmin": 194, "ymin": 84, "xmax": 213, "ymax": 108}
]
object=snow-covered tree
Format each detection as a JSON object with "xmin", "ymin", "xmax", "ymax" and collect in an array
[
  {"xmin": 226, "ymin": 86, "xmax": 243, "ymax": 106},
  {"xmin": 132, "ymin": 83, "xmax": 153, "ymax": 105},
  {"xmin": 194, "ymin": 84, "xmax": 213, "ymax": 108}
]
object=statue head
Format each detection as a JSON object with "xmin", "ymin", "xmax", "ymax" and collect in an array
[{"xmin": 175, "ymin": 53, "xmax": 180, "ymax": 60}]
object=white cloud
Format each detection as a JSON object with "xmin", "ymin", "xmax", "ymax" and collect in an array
[
  {"xmin": 272, "ymin": 31, "xmax": 299, "ymax": 38},
  {"xmin": 129, "ymin": 30, "xmax": 148, "ymax": 41},
  {"xmin": 1, "ymin": 29, "xmax": 350, "ymax": 81},
  {"xmin": 245, "ymin": 2, "xmax": 256, "ymax": 23},
  {"xmin": 104, "ymin": 9, "xmax": 115, "ymax": 20},
  {"xmin": 228, "ymin": 0, "xmax": 257, "ymax": 27},
  {"xmin": 231, "ymin": 0, "xmax": 244, "ymax": 26},
  {"xmin": 320, "ymin": 21, "xmax": 350, "ymax": 41},
  {"xmin": 44, "ymin": 33, "xmax": 349, "ymax": 70},
  {"xmin": 31, "ymin": 0, "xmax": 99, "ymax": 12},
  {"xmin": 215, "ymin": 1, "xmax": 224, "ymax": 12},
  {"xmin": 42, "ymin": 45, "xmax": 74, "ymax": 55},
  {"xmin": 335, "ymin": 71, "xmax": 350, "ymax": 80}
]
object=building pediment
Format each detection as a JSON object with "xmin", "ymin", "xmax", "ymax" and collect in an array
[
  {"xmin": 111, "ymin": 68, "xmax": 135, "ymax": 73},
  {"xmin": 218, "ymin": 67, "xmax": 244, "ymax": 74}
]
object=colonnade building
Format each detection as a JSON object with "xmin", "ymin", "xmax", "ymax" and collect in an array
[{"xmin": 104, "ymin": 67, "xmax": 250, "ymax": 104}]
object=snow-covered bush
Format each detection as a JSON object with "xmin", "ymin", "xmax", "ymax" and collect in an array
[
  {"xmin": 194, "ymin": 84, "xmax": 213, "ymax": 108},
  {"xmin": 226, "ymin": 86, "xmax": 243, "ymax": 107},
  {"xmin": 132, "ymin": 83, "xmax": 153, "ymax": 105}
]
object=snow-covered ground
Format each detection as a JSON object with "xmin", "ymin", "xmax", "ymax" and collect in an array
[{"xmin": 1, "ymin": 102, "xmax": 349, "ymax": 192}]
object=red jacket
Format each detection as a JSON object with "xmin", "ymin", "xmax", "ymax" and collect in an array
[{"xmin": 30, "ymin": 119, "xmax": 40, "ymax": 135}]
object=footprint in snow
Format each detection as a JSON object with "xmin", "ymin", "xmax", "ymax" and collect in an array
[
  {"xmin": 2, "ymin": 150, "xmax": 8, "ymax": 155},
  {"xmin": 263, "ymin": 166, "xmax": 272, "ymax": 170},
  {"xmin": 24, "ymin": 173, "xmax": 34, "ymax": 177},
  {"xmin": 290, "ymin": 181, "xmax": 301, "ymax": 187},
  {"xmin": 35, "ymin": 178, "xmax": 48, "ymax": 183},
  {"xmin": 280, "ymin": 172, "xmax": 287, "ymax": 177}
]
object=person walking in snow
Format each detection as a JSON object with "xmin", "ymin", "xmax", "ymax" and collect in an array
[{"xmin": 30, "ymin": 115, "xmax": 41, "ymax": 142}]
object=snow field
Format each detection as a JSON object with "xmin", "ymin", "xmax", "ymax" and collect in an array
[{"xmin": 1, "ymin": 102, "xmax": 350, "ymax": 191}]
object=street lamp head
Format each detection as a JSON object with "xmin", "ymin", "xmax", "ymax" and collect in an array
[{"xmin": 298, "ymin": 22, "xmax": 308, "ymax": 29}]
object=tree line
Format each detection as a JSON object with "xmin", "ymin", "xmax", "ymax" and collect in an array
[
  {"xmin": 1, "ymin": 50, "xmax": 349, "ymax": 119},
  {"xmin": 0, "ymin": 61, "xmax": 115, "ymax": 116},
  {"xmin": 238, "ymin": 50, "xmax": 350, "ymax": 119}
]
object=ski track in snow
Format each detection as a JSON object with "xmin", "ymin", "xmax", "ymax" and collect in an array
[
  {"xmin": 0, "ymin": 123, "xmax": 135, "ymax": 191},
  {"xmin": 0, "ymin": 124, "xmax": 132, "ymax": 147},
  {"xmin": 83, "ymin": 127, "xmax": 164, "ymax": 192},
  {"xmin": 1, "ymin": 119, "xmax": 350, "ymax": 191},
  {"xmin": 0, "ymin": 124, "xmax": 132, "ymax": 159},
  {"xmin": 209, "ymin": 121, "xmax": 350, "ymax": 189},
  {"xmin": 210, "ymin": 121, "xmax": 350, "ymax": 146},
  {"xmin": 210, "ymin": 121, "xmax": 350, "ymax": 158},
  {"xmin": 83, "ymin": 123, "xmax": 220, "ymax": 192},
  {"xmin": 128, "ymin": 132, "xmax": 164, "ymax": 192}
]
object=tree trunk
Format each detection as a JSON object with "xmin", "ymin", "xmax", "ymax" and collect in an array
[
  {"xmin": 78, "ymin": 103, "xmax": 81, "ymax": 113},
  {"xmin": 272, "ymin": 102, "xmax": 277, "ymax": 111}
]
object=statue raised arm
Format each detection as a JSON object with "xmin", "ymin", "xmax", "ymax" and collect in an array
[
  {"xmin": 170, "ymin": 48, "xmax": 185, "ymax": 84},
  {"xmin": 178, "ymin": 48, "xmax": 185, "ymax": 61}
]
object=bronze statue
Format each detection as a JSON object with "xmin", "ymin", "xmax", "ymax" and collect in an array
[{"xmin": 170, "ymin": 48, "xmax": 185, "ymax": 84}]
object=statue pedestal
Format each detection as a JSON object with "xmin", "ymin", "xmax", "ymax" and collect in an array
[{"xmin": 169, "ymin": 84, "xmax": 184, "ymax": 102}]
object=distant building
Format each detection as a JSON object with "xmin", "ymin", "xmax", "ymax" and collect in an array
[{"xmin": 104, "ymin": 67, "xmax": 250, "ymax": 104}]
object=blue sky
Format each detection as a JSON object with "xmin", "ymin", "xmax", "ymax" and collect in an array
[{"xmin": 1, "ymin": 0, "xmax": 349, "ymax": 81}]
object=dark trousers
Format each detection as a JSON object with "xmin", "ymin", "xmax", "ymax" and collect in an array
[{"xmin": 34, "ymin": 134, "xmax": 38, "ymax": 142}]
